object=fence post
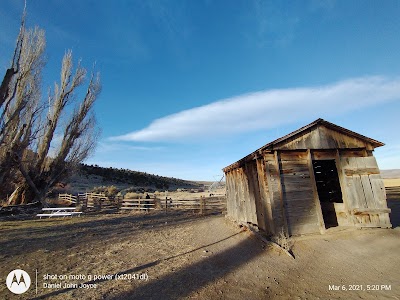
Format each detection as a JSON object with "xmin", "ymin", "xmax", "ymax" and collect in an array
[{"xmin": 165, "ymin": 197, "xmax": 168, "ymax": 214}]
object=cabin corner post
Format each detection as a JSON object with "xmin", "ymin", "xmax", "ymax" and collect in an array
[{"xmin": 307, "ymin": 149, "xmax": 326, "ymax": 234}]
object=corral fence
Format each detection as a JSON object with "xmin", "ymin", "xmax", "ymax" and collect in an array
[
  {"xmin": 57, "ymin": 193, "xmax": 121, "ymax": 210},
  {"xmin": 58, "ymin": 193, "xmax": 77, "ymax": 203},
  {"xmin": 78, "ymin": 192, "xmax": 122, "ymax": 210},
  {"xmin": 120, "ymin": 196, "xmax": 226, "ymax": 215},
  {"xmin": 58, "ymin": 193, "xmax": 226, "ymax": 214},
  {"xmin": 120, "ymin": 199, "xmax": 156, "ymax": 211}
]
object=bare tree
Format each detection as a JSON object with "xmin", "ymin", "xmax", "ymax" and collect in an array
[
  {"xmin": 1, "ymin": 14, "xmax": 101, "ymax": 205},
  {"xmin": 0, "ymin": 24, "xmax": 45, "ymax": 189}
]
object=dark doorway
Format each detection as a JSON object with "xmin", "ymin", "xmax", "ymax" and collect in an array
[{"xmin": 312, "ymin": 160, "xmax": 343, "ymax": 228}]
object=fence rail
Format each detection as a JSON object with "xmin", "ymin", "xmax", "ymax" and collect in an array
[
  {"xmin": 120, "ymin": 199, "xmax": 156, "ymax": 211},
  {"xmin": 58, "ymin": 193, "xmax": 226, "ymax": 214},
  {"xmin": 58, "ymin": 193, "xmax": 77, "ymax": 203},
  {"xmin": 160, "ymin": 196, "xmax": 226, "ymax": 214}
]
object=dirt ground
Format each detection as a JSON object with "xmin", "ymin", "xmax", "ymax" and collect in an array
[{"xmin": 1, "ymin": 189, "xmax": 400, "ymax": 299}]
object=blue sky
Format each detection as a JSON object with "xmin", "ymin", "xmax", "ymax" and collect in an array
[{"xmin": 1, "ymin": 0, "xmax": 399, "ymax": 180}]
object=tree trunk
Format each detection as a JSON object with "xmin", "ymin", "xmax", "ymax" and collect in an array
[{"xmin": 7, "ymin": 183, "xmax": 46, "ymax": 205}]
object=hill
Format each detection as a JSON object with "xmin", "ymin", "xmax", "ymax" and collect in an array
[
  {"xmin": 67, "ymin": 164, "xmax": 203, "ymax": 193},
  {"xmin": 381, "ymin": 169, "xmax": 400, "ymax": 179}
]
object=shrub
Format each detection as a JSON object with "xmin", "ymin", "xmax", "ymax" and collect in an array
[
  {"xmin": 105, "ymin": 185, "xmax": 118, "ymax": 197},
  {"xmin": 125, "ymin": 192, "xmax": 142, "ymax": 199},
  {"xmin": 273, "ymin": 229, "xmax": 294, "ymax": 252}
]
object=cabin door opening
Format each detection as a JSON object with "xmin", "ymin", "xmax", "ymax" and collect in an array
[{"xmin": 312, "ymin": 159, "xmax": 343, "ymax": 228}]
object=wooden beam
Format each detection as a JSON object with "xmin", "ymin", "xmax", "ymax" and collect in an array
[
  {"xmin": 344, "ymin": 168, "xmax": 380, "ymax": 176},
  {"xmin": 307, "ymin": 149, "xmax": 326, "ymax": 234},
  {"xmin": 353, "ymin": 208, "xmax": 391, "ymax": 214}
]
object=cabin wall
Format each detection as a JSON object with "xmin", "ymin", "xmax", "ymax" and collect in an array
[{"xmin": 225, "ymin": 167, "xmax": 258, "ymax": 226}]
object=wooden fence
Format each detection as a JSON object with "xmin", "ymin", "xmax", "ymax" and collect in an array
[
  {"xmin": 77, "ymin": 192, "xmax": 108, "ymax": 209},
  {"xmin": 121, "ymin": 196, "xmax": 226, "ymax": 214},
  {"xmin": 58, "ymin": 193, "xmax": 226, "ymax": 214},
  {"xmin": 58, "ymin": 193, "xmax": 77, "ymax": 203},
  {"xmin": 120, "ymin": 199, "xmax": 156, "ymax": 211}
]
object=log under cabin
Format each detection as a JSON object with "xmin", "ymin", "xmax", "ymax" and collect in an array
[{"xmin": 223, "ymin": 118, "xmax": 391, "ymax": 236}]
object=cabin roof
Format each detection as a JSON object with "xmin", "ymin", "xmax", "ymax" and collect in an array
[{"xmin": 223, "ymin": 118, "xmax": 384, "ymax": 172}]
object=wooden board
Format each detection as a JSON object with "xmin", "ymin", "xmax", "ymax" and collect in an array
[
  {"xmin": 245, "ymin": 160, "xmax": 266, "ymax": 230},
  {"xmin": 279, "ymin": 154, "xmax": 320, "ymax": 236},
  {"xmin": 311, "ymin": 150, "xmax": 337, "ymax": 160},
  {"xmin": 369, "ymin": 174, "xmax": 387, "ymax": 206},
  {"xmin": 279, "ymin": 151, "xmax": 308, "ymax": 160},
  {"xmin": 339, "ymin": 149, "xmax": 367, "ymax": 157},
  {"xmin": 265, "ymin": 160, "xmax": 285, "ymax": 234},
  {"xmin": 257, "ymin": 158, "xmax": 274, "ymax": 234},
  {"xmin": 339, "ymin": 156, "xmax": 391, "ymax": 228}
]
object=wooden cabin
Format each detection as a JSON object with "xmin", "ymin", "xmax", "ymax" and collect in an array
[{"xmin": 223, "ymin": 118, "xmax": 391, "ymax": 236}]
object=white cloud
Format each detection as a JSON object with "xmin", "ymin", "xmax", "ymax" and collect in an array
[
  {"xmin": 111, "ymin": 76, "xmax": 400, "ymax": 142},
  {"xmin": 96, "ymin": 142, "xmax": 164, "ymax": 153}
]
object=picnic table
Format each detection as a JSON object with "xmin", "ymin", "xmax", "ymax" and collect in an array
[{"xmin": 37, "ymin": 207, "xmax": 82, "ymax": 219}]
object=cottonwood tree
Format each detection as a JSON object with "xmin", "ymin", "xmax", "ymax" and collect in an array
[{"xmin": 0, "ymin": 13, "xmax": 101, "ymax": 205}]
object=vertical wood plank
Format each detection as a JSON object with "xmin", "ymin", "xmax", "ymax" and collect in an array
[
  {"xmin": 265, "ymin": 159, "xmax": 282, "ymax": 235},
  {"xmin": 265, "ymin": 160, "xmax": 280, "ymax": 235},
  {"xmin": 307, "ymin": 150, "xmax": 326, "ymax": 233},
  {"xmin": 369, "ymin": 174, "xmax": 387, "ymax": 207},
  {"xmin": 353, "ymin": 175, "xmax": 368, "ymax": 208},
  {"xmin": 246, "ymin": 161, "xmax": 266, "ymax": 230},
  {"xmin": 256, "ymin": 158, "xmax": 274, "ymax": 234},
  {"xmin": 360, "ymin": 174, "xmax": 376, "ymax": 208},
  {"xmin": 247, "ymin": 164, "xmax": 258, "ymax": 225},
  {"xmin": 336, "ymin": 151, "xmax": 355, "ymax": 225},
  {"xmin": 274, "ymin": 151, "xmax": 289, "ymax": 236}
]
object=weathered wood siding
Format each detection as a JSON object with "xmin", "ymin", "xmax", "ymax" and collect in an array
[
  {"xmin": 256, "ymin": 158, "xmax": 274, "ymax": 234},
  {"xmin": 224, "ymin": 121, "xmax": 390, "ymax": 235},
  {"xmin": 275, "ymin": 126, "xmax": 375, "ymax": 151},
  {"xmin": 265, "ymin": 154, "xmax": 286, "ymax": 235},
  {"xmin": 278, "ymin": 151, "xmax": 320, "ymax": 235},
  {"xmin": 338, "ymin": 156, "xmax": 391, "ymax": 228},
  {"xmin": 225, "ymin": 167, "xmax": 258, "ymax": 226},
  {"xmin": 244, "ymin": 161, "xmax": 266, "ymax": 230}
]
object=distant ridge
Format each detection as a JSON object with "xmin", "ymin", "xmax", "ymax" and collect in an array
[
  {"xmin": 380, "ymin": 169, "xmax": 400, "ymax": 179},
  {"xmin": 75, "ymin": 164, "xmax": 202, "ymax": 191}
]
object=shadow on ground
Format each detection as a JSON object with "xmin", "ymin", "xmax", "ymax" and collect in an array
[
  {"xmin": 31, "ymin": 229, "xmax": 268, "ymax": 300},
  {"xmin": 0, "ymin": 211, "xmax": 219, "ymax": 256}
]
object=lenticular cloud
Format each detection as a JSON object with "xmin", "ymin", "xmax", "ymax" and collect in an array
[{"xmin": 111, "ymin": 76, "xmax": 400, "ymax": 142}]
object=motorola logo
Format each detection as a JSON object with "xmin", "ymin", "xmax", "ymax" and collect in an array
[{"xmin": 6, "ymin": 269, "xmax": 31, "ymax": 294}]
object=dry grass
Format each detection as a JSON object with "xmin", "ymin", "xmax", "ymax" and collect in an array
[
  {"xmin": 384, "ymin": 178, "xmax": 400, "ymax": 187},
  {"xmin": 273, "ymin": 229, "xmax": 294, "ymax": 252},
  {"xmin": 124, "ymin": 192, "xmax": 144, "ymax": 199}
]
